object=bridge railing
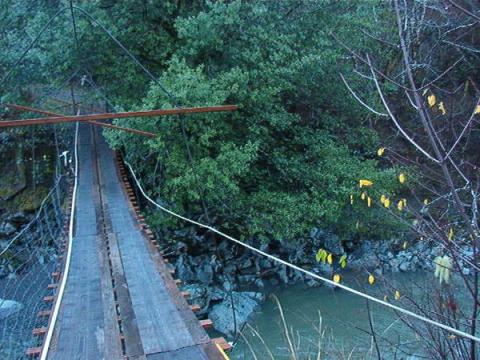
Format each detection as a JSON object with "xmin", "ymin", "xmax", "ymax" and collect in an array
[{"xmin": 0, "ymin": 123, "xmax": 75, "ymax": 359}]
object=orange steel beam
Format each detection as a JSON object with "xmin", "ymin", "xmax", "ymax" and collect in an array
[
  {"xmin": 6, "ymin": 103, "xmax": 157, "ymax": 138},
  {"xmin": 0, "ymin": 105, "xmax": 238, "ymax": 129}
]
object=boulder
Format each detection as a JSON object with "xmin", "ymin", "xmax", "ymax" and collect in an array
[
  {"xmin": 209, "ymin": 292, "xmax": 261, "ymax": 335},
  {"xmin": 0, "ymin": 221, "xmax": 16, "ymax": 238},
  {"xmin": 197, "ymin": 263, "xmax": 214, "ymax": 284},
  {"xmin": 182, "ymin": 284, "xmax": 208, "ymax": 309},
  {"xmin": 0, "ymin": 299, "xmax": 23, "ymax": 320},
  {"xmin": 278, "ymin": 265, "xmax": 289, "ymax": 284},
  {"xmin": 7, "ymin": 212, "xmax": 30, "ymax": 225},
  {"xmin": 176, "ymin": 255, "xmax": 195, "ymax": 282},
  {"xmin": 322, "ymin": 232, "xmax": 344, "ymax": 255}
]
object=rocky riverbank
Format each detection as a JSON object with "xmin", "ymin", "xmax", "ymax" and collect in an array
[{"xmin": 166, "ymin": 227, "xmax": 472, "ymax": 336}]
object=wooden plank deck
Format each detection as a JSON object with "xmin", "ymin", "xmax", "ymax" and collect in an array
[
  {"xmin": 46, "ymin": 124, "xmax": 224, "ymax": 359},
  {"xmin": 48, "ymin": 124, "xmax": 122, "ymax": 359},
  {"xmin": 95, "ymin": 128, "xmax": 223, "ymax": 359}
]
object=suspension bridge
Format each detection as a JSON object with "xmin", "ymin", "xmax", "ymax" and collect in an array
[
  {"xmin": 0, "ymin": 97, "xmax": 236, "ymax": 359},
  {"xmin": 1, "ymin": 3, "xmax": 479, "ymax": 359}
]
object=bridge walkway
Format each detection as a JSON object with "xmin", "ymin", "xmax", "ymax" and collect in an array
[{"xmin": 46, "ymin": 124, "xmax": 224, "ymax": 359}]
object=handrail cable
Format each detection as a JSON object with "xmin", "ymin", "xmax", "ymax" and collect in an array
[{"xmin": 39, "ymin": 120, "xmax": 79, "ymax": 360}]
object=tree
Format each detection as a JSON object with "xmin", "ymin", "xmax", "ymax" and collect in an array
[{"xmin": 343, "ymin": 0, "xmax": 480, "ymax": 357}]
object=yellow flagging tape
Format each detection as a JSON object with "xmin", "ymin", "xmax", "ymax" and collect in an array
[{"xmin": 215, "ymin": 343, "xmax": 231, "ymax": 360}]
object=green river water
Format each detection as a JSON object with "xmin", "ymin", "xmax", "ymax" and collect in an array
[{"xmin": 230, "ymin": 271, "xmax": 464, "ymax": 360}]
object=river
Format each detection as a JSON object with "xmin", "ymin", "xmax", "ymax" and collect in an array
[{"xmin": 231, "ymin": 271, "xmax": 464, "ymax": 359}]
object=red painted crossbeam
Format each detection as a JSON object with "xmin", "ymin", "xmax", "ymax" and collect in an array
[
  {"xmin": 6, "ymin": 103, "xmax": 157, "ymax": 138},
  {"xmin": 0, "ymin": 105, "xmax": 238, "ymax": 128}
]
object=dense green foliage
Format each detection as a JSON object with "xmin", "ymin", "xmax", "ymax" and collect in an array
[{"xmin": 1, "ymin": 1, "xmax": 405, "ymax": 244}]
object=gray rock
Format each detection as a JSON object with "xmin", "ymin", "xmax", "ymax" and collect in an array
[
  {"xmin": 182, "ymin": 283, "xmax": 208, "ymax": 308},
  {"xmin": 209, "ymin": 287, "xmax": 227, "ymax": 301},
  {"xmin": 306, "ymin": 279, "xmax": 320, "ymax": 287},
  {"xmin": 239, "ymin": 258, "xmax": 253, "ymax": 270},
  {"xmin": 237, "ymin": 275, "xmax": 256, "ymax": 285},
  {"xmin": 8, "ymin": 212, "xmax": 30, "ymax": 224},
  {"xmin": 278, "ymin": 265, "xmax": 289, "ymax": 284},
  {"xmin": 389, "ymin": 258, "xmax": 401, "ymax": 272},
  {"xmin": 197, "ymin": 263, "xmax": 214, "ymax": 284},
  {"xmin": 0, "ymin": 222, "xmax": 16, "ymax": 237},
  {"xmin": 209, "ymin": 292, "xmax": 260, "ymax": 335},
  {"xmin": 254, "ymin": 278, "xmax": 264, "ymax": 288},
  {"xmin": 176, "ymin": 255, "xmax": 195, "ymax": 282},
  {"xmin": 322, "ymin": 232, "xmax": 344, "ymax": 255},
  {"xmin": 349, "ymin": 254, "xmax": 380, "ymax": 271},
  {"xmin": 399, "ymin": 261, "xmax": 410, "ymax": 272},
  {"xmin": 0, "ymin": 299, "xmax": 23, "ymax": 319},
  {"xmin": 270, "ymin": 277, "xmax": 280, "ymax": 286}
]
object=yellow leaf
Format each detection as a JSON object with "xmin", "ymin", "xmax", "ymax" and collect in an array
[
  {"xmin": 361, "ymin": 192, "xmax": 366, "ymax": 200},
  {"xmin": 448, "ymin": 228, "xmax": 454, "ymax": 241},
  {"xmin": 448, "ymin": 335, "xmax": 456, "ymax": 340},
  {"xmin": 377, "ymin": 147, "xmax": 385, "ymax": 156},
  {"xmin": 398, "ymin": 173, "xmax": 406, "ymax": 184},
  {"xmin": 380, "ymin": 194, "xmax": 386, "ymax": 204},
  {"xmin": 394, "ymin": 290, "xmax": 401, "ymax": 300},
  {"xmin": 397, "ymin": 200, "xmax": 404, "ymax": 211},
  {"xmin": 383, "ymin": 295, "xmax": 388, "ymax": 302},
  {"xmin": 402, "ymin": 198, "xmax": 407, "ymax": 207},
  {"xmin": 350, "ymin": 194, "xmax": 354, "ymax": 205},
  {"xmin": 422, "ymin": 88, "xmax": 429, "ymax": 96},
  {"xmin": 367, "ymin": 197, "xmax": 372, "ymax": 207},
  {"xmin": 339, "ymin": 254, "xmax": 347, "ymax": 269},
  {"xmin": 427, "ymin": 94, "xmax": 436, "ymax": 107},
  {"xmin": 359, "ymin": 179, "xmax": 373, "ymax": 188},
  {"xmin": 327, "ymin": 253, "xmax": 333, "ymax": 265},
  {"xmin": 368, "ymin": 274, "xmax": 375, "ymax": 285},
  {"xmin": 475, "ymin": 105, "xmax": 480, "ymax": 115},
  {"xmin": 355, "ymin": 221, "xmax": 360, "ymax": 229},
  {"xmin": 423, "ymin": 198, "xmax": 429, "ymax": 205},
  {"xmin": 403, "ymin": 241, "xmax": 408, "ymax": 249},
  {"xmin": 316, "ymin": 249, "xmax": 327, "ymax": 263},
  {"xmin": 333, "ymin": 274, "xmax": 341, "ymax": 283},
  {"xmin": 384, "ymin": 198, "xmax": 391, "ymax": 208},
  {"xmin": 438, "ymin": 102, "xmax": 446, "ymax": 115}
]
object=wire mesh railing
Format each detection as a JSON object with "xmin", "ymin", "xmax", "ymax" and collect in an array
[{"xmin": 0, "ymin": 121, "xmax": 75, "ymax": 359}]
